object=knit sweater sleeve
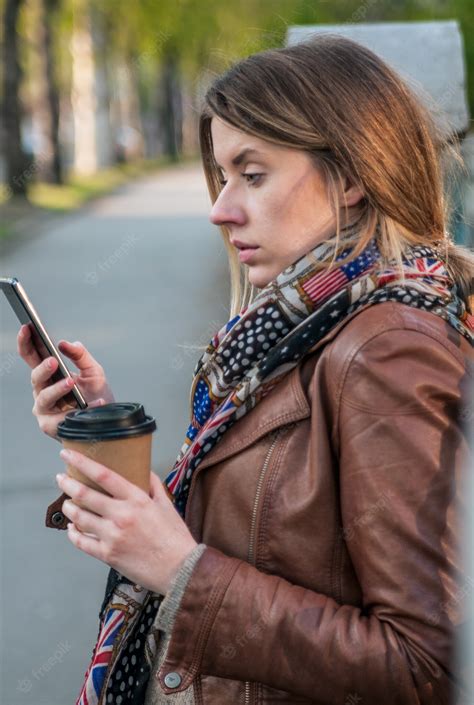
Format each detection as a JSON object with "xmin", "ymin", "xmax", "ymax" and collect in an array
[
  {"xmin": 144, "ymin": 544, "xmax": 208, "ymax": 705},
  {"xmin": 156, "ymin": 543, "xmax": 208, "ymax": 633}
]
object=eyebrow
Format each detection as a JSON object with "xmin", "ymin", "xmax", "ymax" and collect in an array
[{"xmin": 215, "ymin": 148, "xmax": 266, "ymax": 170}]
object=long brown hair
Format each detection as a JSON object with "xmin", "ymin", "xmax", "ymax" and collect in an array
[{"xmin": 199, "ymin": 33, "xmax": 473, "ymax": 318}]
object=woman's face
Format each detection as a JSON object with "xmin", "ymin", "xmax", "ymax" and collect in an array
[{"xmin": 209, "ymin": 116, "xmax": 364, "ymax": 288}]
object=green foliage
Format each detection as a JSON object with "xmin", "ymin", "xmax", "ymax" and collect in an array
[
  {"xmin": 2, "ymin": 0, "xmax": 473, "ymax": 202},
  {"xmin": 13, "ymin": 0, "xmax": 473, "ymax": 117}
]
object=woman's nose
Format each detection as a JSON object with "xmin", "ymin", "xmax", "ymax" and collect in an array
[{"xmin": 209, "ymin": 191, "xmax": 246, "ymax": 227}]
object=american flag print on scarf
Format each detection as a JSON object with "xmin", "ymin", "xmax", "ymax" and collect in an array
[{"xmin": 75, "ymin": 225, "xmax": 473, "ymax": 704}]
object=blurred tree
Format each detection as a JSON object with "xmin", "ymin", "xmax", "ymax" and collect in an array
[
  {"xmin": 70, "ymin": 0, "xmax": 100, "ymax": 175},
  {"xmin": 2, "ymin": 0, "xmax": 28, "ymax": 197},
  {"xmin": 41, "ymin": 0, "xmax": 63, "ymax": 183},
  {"xmin": 1, "ymin": 0, "xmax": 473, "ymax": 199},
  {"xmin": 158, "ymin": 40, "xmax": 182, "ymax": 160}
]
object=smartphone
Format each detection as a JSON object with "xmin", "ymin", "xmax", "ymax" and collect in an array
[{"xmin": 0, "ymin": 276, "xmax": 88, "ymax": 410}]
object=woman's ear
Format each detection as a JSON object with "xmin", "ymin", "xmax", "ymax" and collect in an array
[{"xmin": 343, "ymin": 175, "xmax": 365, "ymax": 207}]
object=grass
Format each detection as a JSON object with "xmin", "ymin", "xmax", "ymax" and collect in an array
[{"xmin": 27, "ymin": 158, "xmax": 174, "ymax": 211}]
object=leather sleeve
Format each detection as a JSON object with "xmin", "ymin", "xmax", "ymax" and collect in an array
[{"xmin": 155, "ymin": 328, "xmax": 472, "ymax": 704}]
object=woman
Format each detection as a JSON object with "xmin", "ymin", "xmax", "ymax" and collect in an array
[{"xmin": 19, "ymin": 34, "xmax": 473, "ymax": 704}]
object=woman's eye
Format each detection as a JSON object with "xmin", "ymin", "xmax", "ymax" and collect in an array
[
  {"xmin": 218, "ymin": 173, "xmax": 263, "ymax": 187},
  {"xmin": 243, "ymin": 173, "xmax": 263, "ymax": 185}
]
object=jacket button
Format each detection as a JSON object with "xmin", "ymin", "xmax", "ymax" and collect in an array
[{"xmin": 164, "ymin": 672, "xmax": 182, "ymax": 688}]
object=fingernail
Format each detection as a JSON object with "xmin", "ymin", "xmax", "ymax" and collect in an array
[
  {"xmin": 72, "ymin": 341, "xmax": 82, "ymax": 348},
  {"xmin": 90, "ymin": 399, "xmax": 104, "ymax": 407},
  {"xmin": 60, "ymin": 449, "xmax": 72, "ymax": 460}
]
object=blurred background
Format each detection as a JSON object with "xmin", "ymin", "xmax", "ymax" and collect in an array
[
  {"xmin": 1, "ymin": 0, "xmax": 474, "ymax": 226},
  {"xmin": 1, "ymin": 1, "xmax": 473, "ymax": 704}
]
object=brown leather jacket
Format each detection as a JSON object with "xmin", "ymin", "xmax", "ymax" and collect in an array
[{"xmin": 150, "ymin": 301, "xmax": 472, "ymax": 705}]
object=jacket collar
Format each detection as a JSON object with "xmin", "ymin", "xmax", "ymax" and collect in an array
[
  {"xmin": 196, "ymin": 363, "xmax": 310, "ymax": 471},
  {"xmin": 195, "ymin": 304, "xmax": 371, "ymax": 470}
]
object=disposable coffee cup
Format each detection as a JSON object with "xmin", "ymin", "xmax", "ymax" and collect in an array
[{"xmin": 57, "ymin": 402, "xmax": 157, "ymax": 508}]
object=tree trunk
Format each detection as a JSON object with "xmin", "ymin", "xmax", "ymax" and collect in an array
[
  {"xmin": 158, "ymin": 45, "xmax": 183, "ymax": 161},
  {"xmin": 2, "ymin": 0, "xmax": 28, "ymax": 198},
  {"xmin": 113, "ymin": 55, "xmax": 145, "ymax": 163},
  {"xmin": 42, "ymin": 0, "xmax": 63, "ymax": 184},
  {"xmin": 70, "ymin": 1, "xmax": 97, "ymax": 175},
  {"xmin": 90, "ymin": 4, "xmax": 115, "ymax": 169}
]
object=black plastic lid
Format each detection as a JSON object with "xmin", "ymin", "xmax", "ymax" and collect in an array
[{"xmin": 57, "ymin": 402, "xmax": 157, "ymax": 441}]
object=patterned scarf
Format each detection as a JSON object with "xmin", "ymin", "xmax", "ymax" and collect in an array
[{"xmin": 75, "ymin": 227, "xmax": 473, "ymax": 704}]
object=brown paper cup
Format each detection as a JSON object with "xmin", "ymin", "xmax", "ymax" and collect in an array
[
  {"xmin": 62, "ymin": 434, "xmax": 153, "ymax": 508},
  {"xmin": 57, "ymin": 402, "xmax": 157, "ymax": 510}
]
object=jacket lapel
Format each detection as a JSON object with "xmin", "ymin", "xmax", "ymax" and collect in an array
[
  {"xmin": 196, "ymin": 364, "xmax": 310, "ymax": 470},
  {"xmin": 195, "ymin": 303, "xmax": 372, "ymax": 470}
]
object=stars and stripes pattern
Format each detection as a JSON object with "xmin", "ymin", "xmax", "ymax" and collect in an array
[
  {"xmin": 301, "ymin": 241, "xmax": 378, "ymax": 306},
  {"xmin": 76, "ymin": 606, "xmax": 126, "ymax": 705}
]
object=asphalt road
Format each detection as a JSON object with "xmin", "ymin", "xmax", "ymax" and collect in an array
[{"xmin": 0, "ymin": 162, "xmax": 230, "ymax": 704}]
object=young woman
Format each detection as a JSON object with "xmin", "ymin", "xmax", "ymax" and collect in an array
[{"xmin": 20, "ymin": 34, "xmax": 473, "ymax": 705}]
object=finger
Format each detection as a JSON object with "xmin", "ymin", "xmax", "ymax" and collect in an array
[
  {"xmin": 67, "ymin": 523, "xmax": 102, "ymax": 557},
  {"xmin": 62, "ymin": 498, "xmax": 103, "ymax": 537},
  {"xmin": 57, "ymin": 340, "xmax": 102, "ymax": 374},
  {"xmin": 17, "ymin": 325, "xmax": 42, "ymax": 369},
  {"xmin": 35, "ymin": 373, "xmax": 79, "ymax": 411},
  {"xmin": 88, "ymin": 398, "xmax": 106, "ymax": 408},
  {"xmin": 58, "ymin": 472, "xmax": 114, "ymax": 516},
  {"xmin": 59, "ymin": 449, "xmax": 135, "ymax": 502},
  {"xmin": 31, "ymin": 356, "xmax": 60, "ymax": 390}
]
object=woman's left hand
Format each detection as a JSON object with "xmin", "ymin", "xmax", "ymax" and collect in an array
[{"xmin": 56, "ymin": 448, "xmax": 198, "ymax": 595}]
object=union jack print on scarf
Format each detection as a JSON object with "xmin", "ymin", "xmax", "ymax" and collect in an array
[{"xmin": 76, "ymin": 606, "xmax": 126, "ymax": 705}]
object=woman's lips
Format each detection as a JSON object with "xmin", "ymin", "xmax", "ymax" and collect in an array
[{"xmin": 238, "ymin": 247, "xmax": 259, "ymax": 263}]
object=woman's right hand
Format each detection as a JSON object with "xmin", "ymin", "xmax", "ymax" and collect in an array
[{"xmin": 17, "ymin": 324, "xmax": 116, "ymax": 442}]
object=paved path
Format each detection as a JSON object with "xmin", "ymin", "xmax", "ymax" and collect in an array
[{"xmin": 0, "ymin": 162, "xmax": 230, "ymax": 704}]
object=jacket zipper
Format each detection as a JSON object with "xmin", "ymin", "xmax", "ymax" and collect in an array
[{"xmin": 244, "ymin": 428, "xmax": 282, "ymax": 705}]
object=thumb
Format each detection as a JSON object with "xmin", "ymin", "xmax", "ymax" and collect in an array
[{"xmin": 149, "ymin": 471, "xmax": 167, "ymax": 500}]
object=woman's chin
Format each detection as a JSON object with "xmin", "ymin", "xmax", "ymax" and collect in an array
[
  {"xmin": 247, "ymin": 253, "xmax": 303, "ymax": 289},
  {"xmin": 247, "ymin": 263, "xmax": 280, "ymax": 289},
  {"xmin": 248, "ymin": 270, "xmax": 271, "ymax": 289}
]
